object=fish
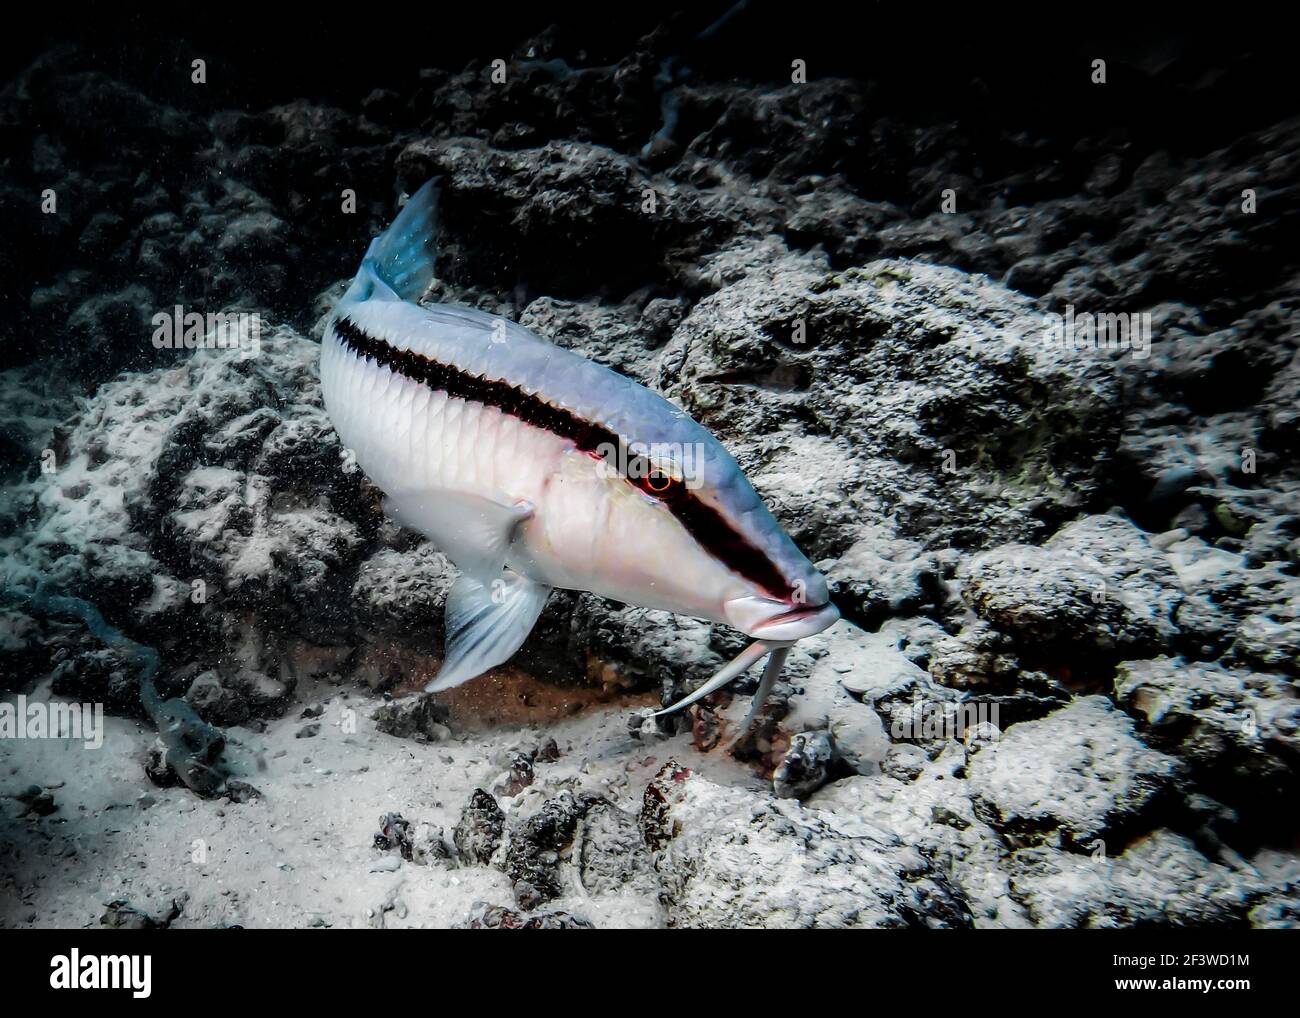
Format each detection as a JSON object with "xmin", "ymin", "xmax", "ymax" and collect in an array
[{"xmin": 319, "ymin": 180, "xmax": 839, "ymax": 735}]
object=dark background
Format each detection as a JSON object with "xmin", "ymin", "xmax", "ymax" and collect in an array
[
  {"xmin": 3, "ymin": 2, "xmax": 1292, "ymax": 146},
  {"xmin": 1, "ymin": 1, "xmax": 1293, "ymax": 376}
]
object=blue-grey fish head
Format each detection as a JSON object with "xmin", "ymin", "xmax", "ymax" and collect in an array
[{"xmin": 619, "ymin": 423, "xmax": 840, "ymax": 641}]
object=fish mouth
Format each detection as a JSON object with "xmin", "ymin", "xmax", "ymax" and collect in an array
[
  {"xmin": 723, "ymin": 595, "xmax": 840, "ymax": 642},
  {"xmin": 749, "ymin": 601, "xmax": 841, "ymax": 641}
]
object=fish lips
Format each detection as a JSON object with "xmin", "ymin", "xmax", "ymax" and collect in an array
[{"xmin": 724, "ymin": 596, "xmax": 840, "ymax": 641}]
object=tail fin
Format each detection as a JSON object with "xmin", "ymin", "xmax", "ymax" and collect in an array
[{"xmin": 359, "ymin": 178, "xmax": 441, "ymax": 303}]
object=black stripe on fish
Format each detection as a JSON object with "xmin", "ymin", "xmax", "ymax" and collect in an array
[{"xmin": 331, "ymin": 315, "xmax": 789, "ymax": 598}]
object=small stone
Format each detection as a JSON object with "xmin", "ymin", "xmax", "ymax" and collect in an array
[
  {"xmin": 773, "ymin": 730, "xmax": 836, "ymax": 799},
  {"xmin": 453, "ymin": 789, "xmax": 505, "ymax": 865}
]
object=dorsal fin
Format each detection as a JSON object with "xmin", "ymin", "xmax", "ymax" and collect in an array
[{"xmin": 354, "ymin": 179, "xmax": 441, "ymax": 304}]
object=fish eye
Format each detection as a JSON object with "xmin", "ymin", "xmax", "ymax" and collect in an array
[
  {"xmin": 645, "ymin": 468, "xmax": 673, "ymax": 492},
  {"xmin": 628, "ymin": 455, "xmax": 681, "ymax": 497}
]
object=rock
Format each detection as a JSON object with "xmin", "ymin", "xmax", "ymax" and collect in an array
[
  {"xmin": 373, "ymin": 695, "xmax": 452, "ymax": 743},
  {"xmin": 502, "ymin": 789, "xmax": 599, "ymax": 909},
  {"xmin": 824, "ymin": 527, "xmax": 957, "ymax": 629},
  {"xmin": 967, "ymin": 696, "xmax": 1183, "ymax": 847},
  {"xmin": 828, "ymin": 623, "xmax": 933, "ymax": 700},
  {"xmin": 640, "ymin": 761, "xmax": 971, "ymax": 928},
  {"xmin": 100, "ymin": 897, "xmax": 183, "ymax": 930},
  {"xmin": 809, "ymin": 745, "xmax": 1032, "ymax": 928},
  {"xmin": 184, "ymin": 671, "xmax": 250, "ymax": 726},
  {"xmin": 223, "ymin": 780, "xmax": 261, "ymax": 804},
  {"xmin": 777, "ymin": 626, "xmax": 891, "ymax": 775},
  {"xmin": 1248, "ymin": 851, "xmax": 1300, "ymax": 928},
  {"xmin": 815, "ymin": 622, "xmax": 972, "ymax": 750},
  {"xmin": 658, "ymin": 254, "xmax": 1122, "ymax": 555},
  {"xmin": 1114, "ymin": 657, "xmax": 1300, "ymax": 830},
  {"xmin": 880, "ymin": 743, "xmax": 930, "ymax": 782},
  {"xmin": 961, "ymin": 514, "xmax": 1183, "ymax": 659},
  {"xmin": 460, "ymin": 903, "xmax": 594, "ymax": 929},
  {"xmin": 144, "ymin": 697, "xmax": 231, "ymax": 798},
  {"xmin": 396, "ymin": 136, "xmax": 701, "ymax": 297},
  {"xmin": 374, "ymin": 812, "xmax": 413, "ymax": 859},
  {"xmin": 453, "ymin": 789, "xmax": 505, "ymax": 865},
  {"xmin": 1162, "ymin": 534, "xmax": 1290, "ymax": 655},
  {"xmin": 575, "ymin": 800, "xmax": 657, "ymax": 898},
  {"xmin": 13, "ymin": 785, "xmax": 57, "ymax": 817},
  {"xmin": 350, "ymin": 544, "xmax": 455, "ymax": 644},
  {"xmin": 928, "ymin": 622, "xmax": 1027, "ymax": 691},
  {"xmin": 772, "ymin": 730, "xmax": 836, "ymax": 799},
  {"xmin": 926, "ymin": 622, "xmax": 1070, "ymax": 727},
  {"xmin": 1007, "ymin": 830, "xmax": 1273, "ymax": 929},
  {"xmin": 4, "ymin": 334, "xmax": 375, "ymax": 726},
  {"xmin": 1233, "ymin": 595, "xmax": 1300, "ymax": 677},
  {"xmin": 493, "ymin": 754, "xmax": 535, "ymax": 797}
]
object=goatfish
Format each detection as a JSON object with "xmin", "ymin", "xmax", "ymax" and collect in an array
[{"xmin": 320, "ymin": 180, "xmax": 839, "ymax": 735}]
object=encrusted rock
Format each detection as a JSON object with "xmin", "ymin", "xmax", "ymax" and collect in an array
[
  {"xmin": 772, "ymin": 730, "xmax": 836, "ymax": 799},
  {"xmin": 1114, "ymin": 657, "xmax": 1300, "ymax": 825},
  {"xmin": 1006, "ymin": 829, "xmax": 1277, "ymax": 929},
  {"xmin": 460, "ymin": 903, "xmax": 594, "ymax": 929},
  {"xmin": 575, "ymin": 799, "xmax": 657, "ymax": 898},
  {"xmin": 967, "ymin": 696, "xmax": 1183, "ymax": 847},
  {"xmin": 961, "ymin": 514, "xmax": 1183, "ymax": 657},
  {"xmin": 373, "ymin": 694, "xmax": 452, "ymax": 743},
  {"xmin": 502, "ymin": 789, "xmax": 599, "ymax": 909},
  {"xmin": 453, "ymin": 788, "xmax": 505, "ymax": 865},
  {"xmin": 639, "ymin": 761, "xmax": 971, "ymax": 928}
]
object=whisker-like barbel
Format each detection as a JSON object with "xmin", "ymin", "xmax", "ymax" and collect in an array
[
  {"xmin": 735, "ymin": 644, "xmax": 792, "ymax": 740},
  {"xmin": 651, "ymin": 639, "xmax": 776, "ymax": 718}
]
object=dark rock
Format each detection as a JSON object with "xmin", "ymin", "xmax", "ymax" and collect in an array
[
  {"xmin": 502, "ymin": 789, "xmax": 599, "ymax": 909},
  {"xmin": 100, "ymin": 897, "xmax": 183, "ymax": 930},
  {"xmin": 374, "ymin": 812, "xmax": 413, "ymax": 859},
  {"xmin": 496, "ymin": 754, "xmax": 534, "ymax": 797},
  {"xmin": 373, "ymin": 695, "xmax": 451, "ymax": 742},
  {"xmin": 1115, "ymin": 657, "xmax": 1299, "ymax": 834},
  {"xmin": 961, "ymin": 514, "xmax": 1183, "ymax": 660},
  {"xmin": 453, "ymin": 789, "xmax": 505, "ymax": 865},
  {"xmin": 772, "ymin": 730, "xmax": 835, "ymax": 799},
  {"xmin": 460, "ymin": 903, "xmax": 593, "ymax": 929},
  {"xmin": 14, "ymin": 785, "xmax": 57, "ymax": 816}
]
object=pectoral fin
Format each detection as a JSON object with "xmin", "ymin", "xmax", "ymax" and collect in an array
[
  {"xmin": 383, "ymin": 488, "xmax": 533, "ymax": 578},
  {"xmin": 426, "ymin": 570, "xmax": 552, "ymax": 692}
]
